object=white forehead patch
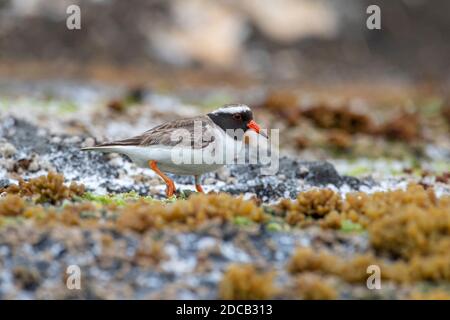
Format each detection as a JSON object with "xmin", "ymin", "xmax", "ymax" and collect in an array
[{"xmin": 212, "ymin": 104, "xmax": 251, "ymax": 115}]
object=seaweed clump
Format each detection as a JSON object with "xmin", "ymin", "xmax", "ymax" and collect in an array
[
  {"xmin": 277, "ymin": 185, "xmax": 450, "ymax": 245},
  {"xmin": 21, "ymin": 202, "xmax": 99, "ymax": 227},
  {"xmin": 280, "ymin": 185, "xmax": 450, "ymax": 283},
  {"xmin": 409, "ymin": 289, "xmax": 450, "ymax": 300},
  {"xmin": 287, "ymin": 247, "xmax": 380, "ymax": 283},
  {"xmin": 340, "ymin": 184, "xmax": 450, "ymax": 260},
  {"xmin": 106, "ymin": 100, "xmax": 126, "ymax": 113},
  {"xmin": 218, "ymin": 264, "xmax": 277, "ymax": 299},
  {"xmin": 116, "ymin": 193, "xmax": 266, "ymax": 233},
  {"xmin": 379, "ymin": 113, "xmax": 421, "ymax": 142},
  {"xmin": 260, "ymin": 91, "xmax": 301, "ymax": 126},
  {"xmin": 276, "ymin": 189, "xmax": 342, "ymax": 227},
  {"xmin": 302, "ymin": 105, "xmax": 373, "ymax": 134},
  {"xmin": 288, "ymin": 245, "xmax": 450, "ymax": 284},
  {"xmin": 293, "ymin": 273, "xmax": 337, "ymax": 300},
  {"xmin": 368, "ymin": 200, "xmax": 450, "ymax": 259},
  {"xmin": 0, "ymin": 194, "xmax": 25, "ymax": 217},
  {"xmin": 2, "ymin": 172, "xmax": 85, "ymax": 204},
  {"xmin": 327, "ymin": 130, "xmax": 352, "ymax": 150},
  {"xmin": 133, "ymin": 237, "xmax": 167, "ymax": 267}
]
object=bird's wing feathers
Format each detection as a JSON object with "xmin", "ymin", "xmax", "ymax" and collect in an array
[{"xmin": 95, "ymin": 116, "xmax": 216, "ymax": 149}]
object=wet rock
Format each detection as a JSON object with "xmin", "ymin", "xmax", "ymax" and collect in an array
[
  {"xmin": 223, "ymin": 157, "xmax": 365, "ymax": 200},
  {"xmin": 303, "ymin": 161, "xmax": 342, "ymax": 186},
  {"xmin": 0, "ymin": 117, "xmax": 366, "ymax": 201}
]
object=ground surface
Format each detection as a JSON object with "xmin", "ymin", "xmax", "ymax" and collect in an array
[{"xmin": 0, "ymin": 80, "xmax": 449, "ymax": 299}]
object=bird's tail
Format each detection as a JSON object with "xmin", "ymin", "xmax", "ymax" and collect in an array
[
  {"xmin": 81, "ymin": 135, "xmax": 142, "ymax": 153},
  {"xmin": 81, "ymin": 145, "xmax": 127, "ymax": 153}
]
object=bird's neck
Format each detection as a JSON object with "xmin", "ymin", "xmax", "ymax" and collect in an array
[
  {"xmin": 207, "ymin": 113, "xmax": 225, "ymax": 131},
  {"xmin": 207, "ymin": 113, "xmax": 245, "ymax": 141}
]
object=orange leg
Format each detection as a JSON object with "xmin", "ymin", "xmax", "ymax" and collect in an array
[
  {"xmin": 194, "ymin": 175, "xmax": 204, "ymax": 193},
  {"xmin": 149, "ymin": 161, "xmax": 176, "ymax": 197}
]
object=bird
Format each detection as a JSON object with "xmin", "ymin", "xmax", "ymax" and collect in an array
[{"xmin": 82, "ymin": 104, "xmax": 268, "ymax": 197}]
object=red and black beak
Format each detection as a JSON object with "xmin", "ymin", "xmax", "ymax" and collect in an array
[{"xmin": 247, "ymin": 120, "xmax": 268, "ymax": 138}]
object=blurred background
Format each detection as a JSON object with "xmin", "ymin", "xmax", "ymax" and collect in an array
[{"xmin": 1, "ymin": 0, "xmax": 450, "ymax": 84}]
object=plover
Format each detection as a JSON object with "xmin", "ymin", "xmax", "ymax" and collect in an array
[{"xmin": 82, "ymin": 104, "xmax": 267, "ymax": 196}]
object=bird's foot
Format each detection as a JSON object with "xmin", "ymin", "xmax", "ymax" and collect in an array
[
  {"xmin": 195, "ymin": 184, "xmax": 204, "ymax": 193},
  {"xmin": 165, "ymin": 180, "xmax": 176, "ymax": 197}
]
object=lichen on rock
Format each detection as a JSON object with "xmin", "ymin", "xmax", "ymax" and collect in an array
[
  {"xmin": 218, "ymin": 264, "xmax": 277, "ymax": 300},
  {"xmin": 1, "ymin": 172, "xmax": 85, "ymax": 204}
]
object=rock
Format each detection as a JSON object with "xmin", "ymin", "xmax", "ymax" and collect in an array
[
  {"xmin": 27, "ymin": 154, "xmax": 41, "ymax": 172},
  {"xmin": 223, "ymin": 157, "xmax": 364, "ymax": 200},
  {"xmin": 108, "ymin": 157, "xmax": 124, "ymax": 168},
  {"xmin": 303, "ymin": 161, "xmax": 342, "ymax": 186},
  {"xmin": 296, "ymin": 165, "xmax": 309, "ymax": 178},
  {"xmin": 1, "ymin": 118, "xmax": 53, "ymax": 154},
  {"xmin": 0, "ymin": 117, "xmax": 367, "ymax": 201},
  {"xmin": 51, "ymin": 136, "xmax": 62, "ymax": 144},
  {"xmin": 0, "ymin": 142, "xmax": 17, "ymax": 158},
  {"xmin": 82, "ymin": 137, "xmax": 96, "ymax": 148},
  {"xmin": 0, "ymin": 179, "xmax": 10, "ymax": 189},
  {"xmin": 64, "ymin": 136, "xmax": 81, "ymax": 144}
]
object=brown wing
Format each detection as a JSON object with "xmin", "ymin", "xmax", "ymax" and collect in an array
[
  {"xmin": 96, "ymin": 116, "xmax": 215, "ymax": 149},
  {"xmin": 95, "ymin": 136, "xmax": 143, "ymax": 147}
]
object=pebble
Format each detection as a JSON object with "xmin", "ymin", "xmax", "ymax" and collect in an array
[
  {"xmin": 28, "ymin": 156, "xmax": 40, "ymax": 172},
  {"xmin": 4, "ymin": 158, "xmax": 15, "ymax": 171},
  {"xmin": 298, "ymin": 165, "xmax": 309, "ymax": 177},
  {"xmin": 81, "ymin": 137, "xmax": 95, "ymax": 148},
  {"xmin": 108, "ymin": 157, "xmax": 124, "ymax": 168},
  {"xmin": 0, "ymin": 142, "xmax": 17, "ymax": 158},
  {"xmin": 50, "ymin": 136, "xmax": 62, "ymax": 144},
  {"xmin": 226, "ymin": 176, "xmax": 237, "ymax": 184},
  {"xmin": 64, "ymin": 136, "xmax": 81, "ymax": 144},
  {"xmin": 216, "ymin": 167, "xmax": 230, "ymax": 181}
]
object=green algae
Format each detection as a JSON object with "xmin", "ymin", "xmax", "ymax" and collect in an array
[
  {"xmin": 233, "ymin": 216, "xmax": 254, "ymax": 226},
  {"xmin": 340, "ymin": 219, "xmax": 364, "ymax": 233},
  {"xmin": 81, "ymin": 191, "xmax": 153, "ymax": 206}
]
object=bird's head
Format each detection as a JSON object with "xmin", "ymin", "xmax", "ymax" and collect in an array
[{"xmin": 207, "ymin": 104, "xmax": 268, "ymax": 139}]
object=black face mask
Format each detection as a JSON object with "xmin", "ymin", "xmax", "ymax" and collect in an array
[{"xmin": 207, "ymin": 110, "xmax": 253, "ymax": 135}]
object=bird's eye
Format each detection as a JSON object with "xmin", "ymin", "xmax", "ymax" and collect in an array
[{"xmin": 233, "ymin": 113, "xmax": 242, "ymax": 120}]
